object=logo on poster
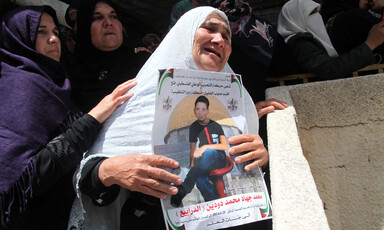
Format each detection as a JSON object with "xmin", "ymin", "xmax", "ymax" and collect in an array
[
  {"xmin": 162, "ymin": 96, "xmax": 173, "ymax": 111},
  {"xmin": 227, "ymin": 98, "xmax": 238, "ymax": 112}
]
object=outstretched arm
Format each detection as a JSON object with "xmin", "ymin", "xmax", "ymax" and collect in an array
[
  {"xmin": 88, "ymin": 79, "xmax": 137, "ymax": 123},
  {"xmin": 35, "ymin": 80, "xmax": 137, "ymax": 201}
]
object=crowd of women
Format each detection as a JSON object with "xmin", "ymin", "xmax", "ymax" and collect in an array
[{"xmin": 0, "ymin": 0, "xmax": 383, "ymax": 229}]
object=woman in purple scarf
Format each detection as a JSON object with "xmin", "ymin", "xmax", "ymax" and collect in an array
[{"xmin": 0, "ymin": 5, "xmax": 136, "ymax": 229}]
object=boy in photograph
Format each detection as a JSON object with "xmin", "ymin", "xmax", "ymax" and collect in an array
[{"xmin": 171, "ymin": 95, "xmax": 228, "ymax": 207}]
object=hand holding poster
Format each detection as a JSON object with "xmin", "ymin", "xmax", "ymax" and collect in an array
[{"xmin": 152, "ymin": 68, "xmax": 272, "ymax": 230}]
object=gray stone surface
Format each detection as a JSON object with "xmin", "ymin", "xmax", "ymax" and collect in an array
[{"xmin": 266, "ymin": 74, "xmax": 384, "ymax": 230}]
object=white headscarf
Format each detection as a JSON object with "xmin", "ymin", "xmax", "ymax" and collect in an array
[
  {"xmin": 68, "ymin": 6, "xmax": 258, "ymax": 229},
  {"xmin": 277, "ymin": 0, "xmax": 338, "ymax": 57}
]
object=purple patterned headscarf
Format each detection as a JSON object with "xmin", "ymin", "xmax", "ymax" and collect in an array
[{"xmin": 0, "ymin": 5, "xmax": 79, "ymax": 226}]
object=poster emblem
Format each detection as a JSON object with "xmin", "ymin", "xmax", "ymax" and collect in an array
[
  {"xmin": 162, "ymin": 96, "xmax": 173, "ymax": 111},
  {"xmin": 227, "ymin": 98, "xmax": 238, "ymax": 112}
]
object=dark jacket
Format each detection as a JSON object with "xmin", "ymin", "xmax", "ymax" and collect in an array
[
  {"xmin": 287, "ymin": 32, "xmax": 376, "ymax": 79},
  {"xmin": 8, "ymin": 115, "xmax": 102, "ymax": 230}
]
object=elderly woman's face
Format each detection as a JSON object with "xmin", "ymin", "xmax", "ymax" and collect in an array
[
  {"xmin": 90, "ymin": 2, "xmax": 123, "ymax": 51},
  {"xmin": 36, "ymin": 12, "xmax": 61, "ymax": 62},
  {"xmin": 192, "ymin": 13, "xmax": 232, "ymax": 72}
]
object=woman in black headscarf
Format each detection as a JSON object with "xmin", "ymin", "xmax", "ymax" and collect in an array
[
  {"xmin": 69, "ymin": 0, "xmax": 150, "ymax": 113},
  {"xmin": 0, "ymin": 5, "xmax": 136, "ymax": 229}
]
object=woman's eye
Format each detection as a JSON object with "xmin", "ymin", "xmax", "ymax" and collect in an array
[
  {"xmin": 53, "ymin": 31, "xmax": 59, "ymax": 36},
  {"xmin": 111, "ymin": 14, "xmax": 118, "ymax": 19},
  {"xmin": 202, "ymin": 26, "xmax": 214, "ymax": 32},
  {"xmin": 92, "ymin": 16, "xmax": 103, "ymax": 21},
  {"xmin": 37, "ymin": 29, "xmax": 45, "ymax": 34}
]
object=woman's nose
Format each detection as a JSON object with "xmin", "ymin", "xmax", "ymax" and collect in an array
[
  {"xmin": 103, "ymin": 17, "xmax": 112, "ymax": 26},
  {"xmin": 211, "ymin": 33, "xmax": 224, "ymax": 47},
  {"xmin": 48, "ymin": 34, "xmax": 59, "ymax": 44}
]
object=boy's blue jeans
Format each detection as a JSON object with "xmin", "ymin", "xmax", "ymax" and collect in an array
[{"xmin": 182, "ymin": 148, "xmax": 226, "ymax": 201}]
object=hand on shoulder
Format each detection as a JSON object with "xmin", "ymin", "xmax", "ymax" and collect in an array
[{"xmin": 88, "ymin": 79, "xmax": 137, "ymax": 123}]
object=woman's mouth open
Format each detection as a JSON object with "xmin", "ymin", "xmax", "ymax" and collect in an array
[{"xmin": 204, "ymin": 47, "xmax": 221, "ymax": 58}]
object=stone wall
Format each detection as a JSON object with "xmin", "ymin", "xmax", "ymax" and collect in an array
[{"xmin": 266, "ymin": 74, "xmax": 384, "ymax": 230}]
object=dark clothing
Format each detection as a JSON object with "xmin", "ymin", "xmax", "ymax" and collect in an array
[
  {"xmin": 0, "ymin": 6, "xmax": 81, "ymax": 228},
  {"xmin": 189, "ymin": 120, "xmax": 225, "ymax": 147},
  {"xmin": 287, "ymin": 32, "xmax": 376, "ymax": 79},
  {"xmin": 8, "ymin": 115, "xmax": 102, "ymax": 230},
  {"xmin": 36, "ymin": 115, "xmax": 101, "ymax": 199},
  {"xmin": 320, "ymin": 1, "xmax": 380, "ymax": 56},
  {"xmin": 320, "ymin": 0, "xmax": 360, "ymax": 24},
  {"xmin": 326, "ymin": 8, "xmax": 380, "ymax": 55},
  {"xmin": 69, "ymin": 0, "xmax": 149, "ymax": 113},
  {"xmin": 79, "ymin": 157, "xmax": 121, "ymax": 207},
  {"xmin": 69, "ymin": 49, "xmax": 149, "ymax": 113},
  {"xmin": 228, "ymin": 42, "xmax": 268, "ymax": 102},
  {"xmin": 120, "ymin": 192, "xmax": 166, "ymax": 230}
]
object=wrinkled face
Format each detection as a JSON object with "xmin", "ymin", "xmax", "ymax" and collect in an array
[
  {"xmin": 192, "ymin": 13, "xmax": 232, "ymax": 72},
  {"xmin": 91, "ymin": 2, "xmax": 123, "ymax": 51},
  {"xmin": 194, "ymin": 102, "xmax": 209, "ymax": 123},
  {"xmin": 35, "ymin": 12, "xmax": 61, "ymax": 62}
]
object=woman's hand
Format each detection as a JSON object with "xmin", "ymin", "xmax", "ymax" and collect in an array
[
  {"xmin": 365, "ymin": 20, "xmax": 384, "ymax": 51},
  {"xmin": 98, "ymin": 154, "xmax": 182, "ymax": 199},
  {"xmin": 228, "ymin": 134, "xmax": 268, "ymax": 171},
  {"xmin": 255, "ymin": 98, "xmax": 288, "ymax": 119},
  {"xmin": 88, "ymin": 79, "xmax": 137, "ymax": 123}
]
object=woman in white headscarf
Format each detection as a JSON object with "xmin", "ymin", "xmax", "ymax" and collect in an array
[
  {"xmin": 277, "ymin": 0, "xmax": 384, "ymax": 79},
  {"xmin": 68, "ymin": 6, "xmax": 277, "ymax": 230}
]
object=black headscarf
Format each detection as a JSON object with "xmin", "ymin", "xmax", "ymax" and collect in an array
[
  {"xmin": 69, "ymin": 0, "xmax": 149, "ymax": 113},
  {"xmin": 0, "ymin": 5, "xmax": 80, "ymax": 227}
]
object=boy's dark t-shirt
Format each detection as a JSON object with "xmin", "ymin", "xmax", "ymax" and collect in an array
[{"xmin": 189, "ymin": 119, "xmax": 224, "ymax": 147}]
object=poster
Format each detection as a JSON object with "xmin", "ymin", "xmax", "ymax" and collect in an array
[{"xmin": 152, "ymin": 68, "xmax": 272, "ymax": 230}]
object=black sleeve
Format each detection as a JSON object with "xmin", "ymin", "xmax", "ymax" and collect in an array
[
  {"xmin": 79, "ymin": 157, "xmax": 121, "ymax": 206},
  {"xmin": 288, "ymin": 33, "xmax": 376, "ymax": 79},
  {"xmin": 189, "ymin": 122, "xmax": 197, "ymax": 143},
  {"xmin": 34, "ymin": 114, "xmax": 102, "ymax": 196},
  {"xmin": 213, "ymin": 121, "xmax": 225, "ymax": 136}
]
